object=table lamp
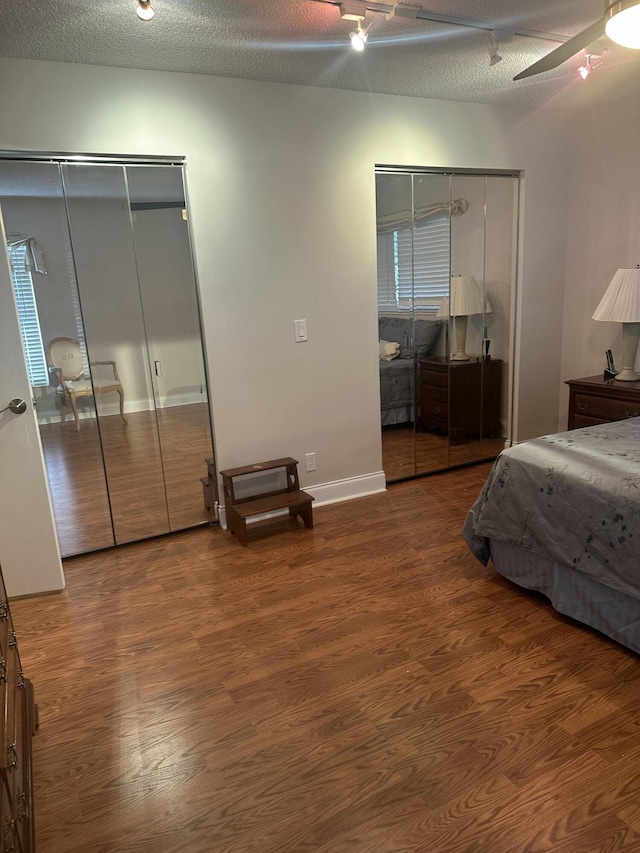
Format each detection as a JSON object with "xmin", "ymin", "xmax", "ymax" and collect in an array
[
  {"xmin": 592, "ymin": 267, "xmax": 640, "ymax": 381},
  {"xmin": 436, "ymin": 275, "xmax": 492, "ymax": 361}
]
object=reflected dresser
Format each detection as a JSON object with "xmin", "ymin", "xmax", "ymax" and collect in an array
[{"xmin": 416, "ymin": 357, "xmax": 502, "ymax": 444}]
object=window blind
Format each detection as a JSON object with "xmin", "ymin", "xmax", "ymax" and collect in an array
[
  {"xmin": 9, "ymin": 244, "xmax": 49, "ymax": 387},
  {"xmin": 377, "ymin": 213, "xmax": 450, "ymax": 313}
]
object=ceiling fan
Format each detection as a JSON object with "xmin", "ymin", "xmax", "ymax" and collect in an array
[{"xmin": 514, "ymin": 0, "xmax": 640, "ymax": 80}]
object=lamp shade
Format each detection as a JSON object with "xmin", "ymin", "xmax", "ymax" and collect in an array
[
  {"xmin": 437, "ymin": 276, "xmax": 493, "ymax": 361},
  {"xmin": 450, "ymin": 275, "xmax": 490, "ymax": 316},
  {"xmin": 592, "ymin": 268, "xmax": 640, "ymax": 322}
]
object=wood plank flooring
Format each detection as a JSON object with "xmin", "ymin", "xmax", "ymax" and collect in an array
[{"xmin": 9, "ymin": 463, "xmax": 640, "ymax": 852}]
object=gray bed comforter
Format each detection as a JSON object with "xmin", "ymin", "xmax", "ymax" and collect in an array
[{"xmin": 463, "ymin": 418, "xmax": 640, "ymax": 600}]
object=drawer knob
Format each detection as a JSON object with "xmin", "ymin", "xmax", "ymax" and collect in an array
[
  {"xmin": 433, "ymin": 405, "xmax": 442, "ymax": 414},
  {"xmin": 577, "ymin": 401, "xmax": 588, "ymax": 411},
  {"xmin": 625, "ymin": 410, "xmax": 639, "ymax": 417}
]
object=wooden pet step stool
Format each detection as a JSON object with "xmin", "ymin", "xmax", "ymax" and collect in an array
[{"xmin": 220, "ymin": 457, "xmax": 314, "ymax": 547}]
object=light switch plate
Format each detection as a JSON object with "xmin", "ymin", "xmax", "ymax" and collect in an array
[{"xmin": 294, "ymin": 319, "xmax": 308, "ymax": 342}]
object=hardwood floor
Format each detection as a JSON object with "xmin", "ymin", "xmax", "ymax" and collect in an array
[{"xmin": 10, "ymin": 463, "xmax": 640, "ymax": 852}]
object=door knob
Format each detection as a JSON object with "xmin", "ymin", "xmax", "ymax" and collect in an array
[{"xmin": 1, "ymin": 398, "xmax": 27, "ymax": 415}]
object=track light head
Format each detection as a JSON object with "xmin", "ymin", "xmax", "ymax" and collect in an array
[
  {"xmin": 486, "ymin": 31, "xmax": 502, "ymax": 66},
  {"xmin": 349, "ymin": 20, "xmax": 368, "ymax": 51},
  {"xmin": 136, "ymin": 0, "xmax": 154, "ymax": 20},
  {"xmin": 578, "ymin": 52, "xmax": 603, "ymax": 80}
]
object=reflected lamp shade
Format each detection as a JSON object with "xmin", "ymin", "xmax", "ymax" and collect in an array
[
  {"xmin": 592, "ymin": 268, "xmax": 640, "ymax": 381},
  {"xmin": 437, "ymin": 276, "xmax": 492, "ymax": 361}
]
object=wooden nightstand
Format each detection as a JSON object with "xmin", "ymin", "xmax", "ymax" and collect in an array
[
  {"xmin": 566, "ymin": 375, "xmax": 640, "ymax": 429},
  {"xmin": 416, "ymin": 357, "xmax": 502, "ymax": 444}
]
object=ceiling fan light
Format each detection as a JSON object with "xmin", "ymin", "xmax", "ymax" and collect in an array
[{"xmin": 605, "ymin": 1, "xmax": 640, "ymax": 48}]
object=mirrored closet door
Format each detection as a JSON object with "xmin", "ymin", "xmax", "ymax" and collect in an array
[
  {"xmin": 376, "ymin": 168, "xmax": 519, "ymax": 482},
  {"xmin": 1, "ymin": 156, "xmax": 214, "ymax": 557}
]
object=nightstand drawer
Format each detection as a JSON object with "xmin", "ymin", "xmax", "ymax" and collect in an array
[
  {"xmin": 420, "ymin": 383, "xmax": 448, "ymax": 404},
  {"xmin": 420, "ymin": 369, "xmax": 448, "ymax": 389},
  {"xmin": 420, "ymin": 398, "xmax": 448, "ymax": 422},
  {"xmin": 573, "ymin": 393, "xmax": 640, "ymax": 421}
]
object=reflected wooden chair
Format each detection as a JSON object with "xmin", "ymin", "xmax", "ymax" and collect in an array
[{"xmin": 47, "ymin": 337, "xmax": 127, "ymax": 431}]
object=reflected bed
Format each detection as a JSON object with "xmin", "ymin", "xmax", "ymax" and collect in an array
[
  {"xmin": 378, "ymin": 316, "xmax": 442, "ymax": 426},
  {"xmin": 463, "ymin": 418, "xmax": 640, "ymax": 654}
]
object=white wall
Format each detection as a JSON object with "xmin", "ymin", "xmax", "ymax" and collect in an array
[
  {"xmin": 0, "ymin": 57, "xmax": 573, "ymax": 591},
  {"xmin": 561, "ymin": 95, "xmax": 640, "ymax": 427}
]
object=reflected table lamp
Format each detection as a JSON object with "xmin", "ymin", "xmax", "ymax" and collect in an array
[
  {"xmin": 592, "ymin": 267, "xmax": 640, "ymax": 381},
  {"xmin": 436, "ymin": 275, "xmax": 492, "ymax": 361}
]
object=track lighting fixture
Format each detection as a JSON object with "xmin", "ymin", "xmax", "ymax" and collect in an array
[
  {"xmin": 349, "ymin": 20, "xmax": 369, "ymax": 51},
  {"xmin": 136, "ymin": 0, "xmax": 154, "ymax": 21},
  {"xmin": 578, "ymin": 53, "xmax": 603, "ymax": 79},
  {"xmin": 340, "ymin": 1, "xmax": 365, "ymax": 21}
]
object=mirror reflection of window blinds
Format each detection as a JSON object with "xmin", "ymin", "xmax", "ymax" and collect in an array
[
  {"xmin": 377, "ymin": 214, "xmax": 449, "ymax": 313},
  {"xmin": 9, "ymin": 243, "xmax": 49, "ymax": 386}
]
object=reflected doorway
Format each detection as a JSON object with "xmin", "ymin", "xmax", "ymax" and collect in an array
[{"xmin": 2, "ymin": 155, "xmax": 216, "ymax": 557}]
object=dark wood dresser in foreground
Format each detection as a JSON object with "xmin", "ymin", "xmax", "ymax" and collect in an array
[
  {"xmin": 416, "ymin": 357, "xmax": 502, "ymax": 444},
  {"xmin": 0, "ymin": 569, "xmax": 36, "ymax": 852},
  {"xmin": 566, "ymin": 374, "xmax": 640, "ymax": 430}
]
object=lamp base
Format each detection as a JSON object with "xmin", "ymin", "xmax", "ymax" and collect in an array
[
  {"xmin": 614, "ymin": 368, "xmax": 640, "ymax": 382},
  {"xmin": 618, "ymin": 322, "xmax": 640, "ymax": 382},
  {"xmin": 451, "ymin": 315, "xmax": 470, "ymax": 362}
]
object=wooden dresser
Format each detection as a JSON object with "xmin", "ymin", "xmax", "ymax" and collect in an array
[
  {"xmin": 0, "ymin": 570, "xmax": 36, "ymax": 853},
  {"xmin": 566, "ymin": 375, "xmax": 640, "ymax": 430},
  {"xmin": 416, "ymin": 357, "xmax": 502, "ymax": 444}
]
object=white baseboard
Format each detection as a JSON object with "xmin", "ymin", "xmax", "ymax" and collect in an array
[{"xmin": 218, "ymin": 470, "xmax": 387, "ymax": 531}]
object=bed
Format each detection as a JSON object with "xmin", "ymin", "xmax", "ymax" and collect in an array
[
  {"xmin": 379, "ymin": 316, "xmax": 442, "ymax": 427},
  {"xmin": 463, "ymin": 417, "xmax": 640, "ymax": 654}
]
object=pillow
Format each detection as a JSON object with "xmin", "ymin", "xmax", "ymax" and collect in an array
[
  {"xmin": 378, "ymin": 317, "xmax": 411, "ymax": 357},
  {"xmin": 378, "ymin": 316, "xmax": 442, "ymax": 358},
  {"xmin": 379, "ymin": 339, "xmax": 400, "ymax": 362},
  {"xmin": 414, "ymin": 318, "xmax": 442, "ymax": 357}
]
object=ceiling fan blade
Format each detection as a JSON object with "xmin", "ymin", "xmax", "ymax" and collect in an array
[{"xmin": 513, "ymin": 17, "xmax": 606, "ymax": 80}]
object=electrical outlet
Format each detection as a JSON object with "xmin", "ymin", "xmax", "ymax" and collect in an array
[{"xmin": 305, "ymin": 452, "xmax": 316, "ymax": 472}]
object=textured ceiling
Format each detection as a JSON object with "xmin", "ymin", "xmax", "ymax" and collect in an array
[{"xmin": 1, "ymin": 0, "xmax": 640, "ymax": 110}]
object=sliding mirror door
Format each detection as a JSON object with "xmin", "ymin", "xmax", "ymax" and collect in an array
[
  {"xmin": 448, "ymin": 174, "xmax": 516, "ymax": 467},
  {"xmin": 2, "ymin": 156, "xmax": 214, "ymax": 557},
  {"xmin": 62, "ymin": 163, "xmax": 173, "ymax": 544},
  {"xmin": 0, "ymin": 160, "xmax": 116, "ymax": 554},
  {"xmin": 376, "ymin": 168, "xmax": 518, "ymax": 482},
  {"xmin": 412, "ymin": 173, "xmax": 452, "ymax": 476},
  {"xmin": 126, "ymin": 165, "xmax": 212, "ymax": 531}
]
